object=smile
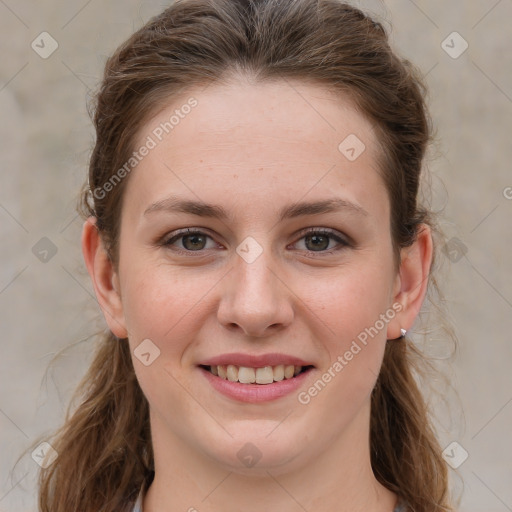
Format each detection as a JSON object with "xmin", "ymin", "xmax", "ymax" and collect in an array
[
  {"xmin": 197, "ymin": 364, "xmax": 315, "ymax": 403},
  {"xmin": 200, "ymin": 364, "xmax": 313, "ymax": 385}
]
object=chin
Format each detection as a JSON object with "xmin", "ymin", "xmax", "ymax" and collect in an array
[{"xmin": 200, "ymin": 424, "xmax": 311, "ymax": 474}]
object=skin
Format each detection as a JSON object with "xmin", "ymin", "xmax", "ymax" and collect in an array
[{"xmin": 82, "ymin": 77, "xmax": 432, "ymax": 512}]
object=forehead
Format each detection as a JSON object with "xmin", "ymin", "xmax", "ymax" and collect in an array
[{"xmin": 124, "ymin": 78, "xmax": 388, "ymax": 222}]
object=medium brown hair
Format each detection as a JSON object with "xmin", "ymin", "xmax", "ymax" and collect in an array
[{"xmin": 33, "ymin": 0, "xmax": 456, "ymax": 510}]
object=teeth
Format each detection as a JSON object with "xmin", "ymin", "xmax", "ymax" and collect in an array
[
  {"xmin": 284, "ymin": 365, "xmax": 295, "ymax": 379},
  {"xmin": 226, "ymin": 364, "xmax": 238, "ymax": 382},
  {"xmin": 255, "ymin": 366, "xmax": 274, "ymax": 384},
  {"xmin": 207, "ymin": 364, "xmax": 306, "ymax": 384},
  {"xmin": 217, "ymin": 365, "xmax": 227, "ymax": 379},
  {"xmin": 273, "ymin": 364, "xmax": 284, "ymax": 381},
  {"xmin": 238, "ymin": 366, "xmax": 256, "ymax": 384}
]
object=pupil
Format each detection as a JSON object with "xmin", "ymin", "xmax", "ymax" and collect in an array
[
  {"xmin": 307, "ymin": 234, "xmax": 328, "ymax": 251},
  {"xmin": 184, "ymin": 234, "xmax": 205, "ymax": 250}
]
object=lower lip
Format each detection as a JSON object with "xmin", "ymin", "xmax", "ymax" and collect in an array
[{"xmin": 199, "ymin": 366, "xmax": 314, "ymax": 403}]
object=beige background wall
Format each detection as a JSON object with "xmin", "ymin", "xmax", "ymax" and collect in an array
[{"xmin": 1, "ymin": 1, "xmax": 511, "ymax": 511}]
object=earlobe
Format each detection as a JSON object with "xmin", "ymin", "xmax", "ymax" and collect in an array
[
  {"xmin": 81, "ymin": 217, "xmax": 128, "ymax": 339},
  {"xmin": 386, "ymin": 224, "xmax": 433, "ymax": 340}
]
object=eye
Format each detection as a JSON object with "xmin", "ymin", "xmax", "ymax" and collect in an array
[
  {"xmin": 291, "ymin": 228, "xmax": 350, "ymax": 254},
  {"xmin": 160, "ymin": 227, "xmax": 350, "ymax": 256},
  {"xmin": 162, "ymin": 228, "xmax": 218, "ymax": 253}
]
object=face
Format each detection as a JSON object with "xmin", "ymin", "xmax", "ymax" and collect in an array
[{"xmin": 109, "ymin": 79, "xmax": 404, "ymax": 474}]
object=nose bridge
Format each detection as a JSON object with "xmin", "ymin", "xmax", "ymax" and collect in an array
[
  {"xmin": 237, "ymin": 239, "xmax": 276, "ymax": 298},
  {"xmin": 217, "ymin": 235, "xmax": 293, "ymax": 336}
]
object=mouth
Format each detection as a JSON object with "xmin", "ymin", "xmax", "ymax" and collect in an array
[{"xmin": 198, "ymin": 364, "xmax": 315, "ymax": 385}]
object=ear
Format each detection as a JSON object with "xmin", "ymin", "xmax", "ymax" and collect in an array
[
  {"xmin": 387, "ymin": 224, "xmax": 433, "ymax": 339},
  {"xmin": 81, "ymin": 217, "xmax": 128, "ymax": 339}
]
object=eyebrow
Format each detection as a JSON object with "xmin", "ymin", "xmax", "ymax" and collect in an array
[{"xmin": 143, "ymin": 195, "xmax": 368, "ymax": 221}]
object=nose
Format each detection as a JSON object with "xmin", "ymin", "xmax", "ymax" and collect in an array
[{"xmin": 217, "ymin": 244, "xmax": 294, "ymax": 338}]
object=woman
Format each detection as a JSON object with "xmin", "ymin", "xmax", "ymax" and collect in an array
[{"xmin": 36, "ymin": 0, "xmax": 455, "ymax": 510}]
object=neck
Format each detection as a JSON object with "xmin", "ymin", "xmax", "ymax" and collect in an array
[{"xmin": 143, "ymin": 400, "xmax": 398, "ymax": 512}]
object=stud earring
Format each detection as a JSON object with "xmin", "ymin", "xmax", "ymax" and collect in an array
[{"xmin": 389, "ymin": 328, "xmax": 407, "ymax": 341}]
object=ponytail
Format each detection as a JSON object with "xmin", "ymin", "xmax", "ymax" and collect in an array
[
  {"xmin": 371, "ymin": 337, "xmax": 451, "ymax": 511},
  {"xmin": 37, "ymin": 333, "xmax": 153, "ymax": 512}
]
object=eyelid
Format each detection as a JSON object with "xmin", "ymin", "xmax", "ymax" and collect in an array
[{"xmin": 294, "ymin": 227, "xmax": 351, "ymax": 246}]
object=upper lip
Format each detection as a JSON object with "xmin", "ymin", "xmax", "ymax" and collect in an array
[{"xmin": 198, "ymin": 353, "xmax": 315, "ymax": 368}]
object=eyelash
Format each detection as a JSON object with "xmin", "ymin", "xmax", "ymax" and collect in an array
[{"xmin": 160, "ymin": 227, "xmax": 350, "ymax": 257}]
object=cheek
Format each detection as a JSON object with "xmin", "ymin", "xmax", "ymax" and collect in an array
[
  {"xmin": 120, "ymin": 263, "xmax": 211, "ymax": 340},
  {"xmin": 120, "ymin": 247, "xmax": 394, "ymax": 351},
  {"xmin": 309, "ymin": 260, "xmax": 394, "ymax": 339},
  {"xmin": 308, "ymin": 258, "xmax": 394, "ymax": 397},
  {"xmin": 121, "ymin": 269, "xmax": 207, "ymax": 419},
  {"xmin": 297, "ymin": 265, "xmax": 393, "ymax": 423}
]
